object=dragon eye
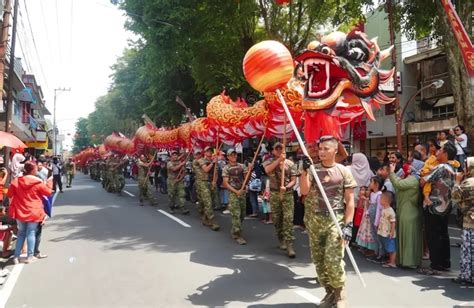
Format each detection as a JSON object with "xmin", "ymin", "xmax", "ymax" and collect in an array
[{"xmin": 321, "ymin": 46, "xmax": 331, "ymax": 55}]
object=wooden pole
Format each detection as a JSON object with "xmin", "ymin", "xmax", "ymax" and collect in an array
[
  {"xmin": 239, "ymin": 133, "xmax": 266, "ymax": 192},
  {"xmin": 280, "ymin": 113, "xmax": 287, "ymax": 200}
]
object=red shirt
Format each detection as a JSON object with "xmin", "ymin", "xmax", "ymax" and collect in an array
[{"xmin": 7, "ymin": 175, "xmax": 52, "ymax": 222}]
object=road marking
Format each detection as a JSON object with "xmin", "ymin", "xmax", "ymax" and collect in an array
[
  {"xmin": 295, "ymin": 289, "xmax": 321, "ymax": 304},
  {"xmin": 125, "ymin": 183, "xmax": 138, "ymax": 187},
  {"xmin": 157, "ymin": 210, "xmax": 191, "ymax": 228},
  {"xmin": 123, "ymin": 190, "xmax": 135, "ymax": 197},
  {"xmin": 0, "ymin": 264, "xmax": 24, "ymax": 308},
  {"xmin": 448, "ymin": 226, "xmax": 461, "ymax": 231},
  {"xmin": 450, "ymin": 236, "xmax": 461, "ymax": 241}
]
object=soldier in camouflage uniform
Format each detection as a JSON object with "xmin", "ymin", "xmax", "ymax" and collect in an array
[
  {"xmin": 222, "ymin": 148, "xmax": 249, "ymax": 244},
  {"xmin": 300, "ymin": 136, "xmax": 357, "ymax": 308},
  {"xmin": 137, "ymin": 154, "xmax": 157, "ymax": 206},
  {"xmin": 263, "ymin": 142, "xmax": 298, "ymax": 258},
  {"xmin": 100, "ymin": 160, "xmax": 107, "ymax": 188},
  {"xmin": 192, "ymin": 150, "xmax": 203, "ymax": 206},
  {"xmin": 110, "ymin": 155, "xmax": 126, "ymax": 195},
  {"xmin": 167, "ymin": 150, "xmax": 190, "ymax": 215},
  {"xmin": 64, "ymin": 159, "xmax": 75, "ymax": 188},
  {"xmin": 193, "ymin": 146, "xmax": 220, "ymax": 231}
]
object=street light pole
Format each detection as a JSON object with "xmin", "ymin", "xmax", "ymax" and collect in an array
[
  {"xmin": 53, "ymin": 87, "xmax": 71, "ymax": 156},
  {"xmin": 396, "ymin": 79, "xmax": 444, "ymax": 147}
]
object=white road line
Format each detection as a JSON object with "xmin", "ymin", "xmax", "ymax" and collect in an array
[
  {"xmin": 123, "ymin": 190, "xmax": 135, "ymax": 197},
  {"xmin": 294, "ymin": 289, "xmax": 321, "ymax": 304},
  {"xmin": 157, "ymin": 210, "xmax": 191, "ymax": 228},
  {"xmin": 450, "ymin": 236, "xmax": 462, "ymax": 241},
  {"xmin": 0, "ymin": 264, "xmax": 24, "ymax": 308},
  {"xmin": 448, "ymin": 226, "xmax": 461, "ymax": 231},
  {"xmin": 125, "ymin": 184, "xmax": 138, "ymax": 186}
]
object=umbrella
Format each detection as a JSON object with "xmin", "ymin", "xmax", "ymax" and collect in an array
[{"xmin": 0, "ymin": 131, "xmax": 27, "ymax": 149}]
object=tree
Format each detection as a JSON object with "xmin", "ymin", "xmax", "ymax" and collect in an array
[
  {"xmin": 72, "ymin": 118, "xmax": 91, "ymax": 153},
  {"xmin": 400, "ymin": 0, "xmax": 473, "ymax": 134}
]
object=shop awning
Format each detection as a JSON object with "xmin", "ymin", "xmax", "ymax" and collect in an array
[{"xmin": 17, "ymin": 87, "xmax": 37, "ymax": 104}]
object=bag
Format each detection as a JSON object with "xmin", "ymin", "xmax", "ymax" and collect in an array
[
  {"xmin": 462, "ymin": 146, "xmax": 470, "ymax": 156},
  {"xmin": 43, "ymin": 194, "xmax": 54, "ymax": 217},
  {"xmin": 249, "ymin": 178, "xmax": 262, "ymax": 192}
]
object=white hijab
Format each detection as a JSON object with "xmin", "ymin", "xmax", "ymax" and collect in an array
[
  {"xmin": 349, "ymin": 153, "xmax": 374, "ymax": 188},
  {"xmin": 11, "ymin": 153, "xmax": 25, "ymax": 179}
]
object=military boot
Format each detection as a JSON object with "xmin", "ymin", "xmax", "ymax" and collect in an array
[
  {"xmin": 318, "ymin": 286, "xmax": 335, "ymax": 308},
  {"xmin": 286, "ymin": 241, "xmax": 296, "ymax": 258},
  {"xmin": 333, "ymin": 287, "xmax": 347, "ymax": 308},
  {"xmin": 209, "ymin": 219, "xmax": 220, "ymax": 231},
  {"xmin": 278, "ymin": 238, "xmax": 287, "ymax": 250},
  {"xmin": 202, "ymin": 216, "xmax": 211, "ymax": 227}
]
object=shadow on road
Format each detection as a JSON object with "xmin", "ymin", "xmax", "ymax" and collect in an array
[{"xmin": 43, "ymin": 174, "xmax": 473, "ymax": 306}]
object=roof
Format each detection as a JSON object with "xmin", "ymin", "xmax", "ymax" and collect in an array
[{"xmin": 404, "ymin": 47, "xmax": 444, "ymax": 64}]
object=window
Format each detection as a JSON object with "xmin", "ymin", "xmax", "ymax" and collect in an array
[{"xmin": 431, "ymin": 104, "xmax": 455, "ymax": 119}]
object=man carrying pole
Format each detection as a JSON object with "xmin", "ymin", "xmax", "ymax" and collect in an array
[
  {"xmin": 137, "ymin": 154, "xmax": 157, "ymax": 206},
  {"xmin": 167, "ymin": 150, "xmax": 190, "ymax": 215},
  {"xmin": 222, "ymin": 148, "xmax": 249, "ymax": 245},
  {"xmin": 194, "ymin": 146, "xmax": 220, "ymax": 231},
  {"xmin": 300, "ymin": 136, "xmax": 357, "ymax": 308},
  {"xmin": 263, "ymin": 142, "xmax": 298, "ymax": 258}
]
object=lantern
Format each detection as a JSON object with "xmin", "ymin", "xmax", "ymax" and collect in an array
[{"xmin": 243, "ymin": 40, "xmax": 294, "ymax": 92}]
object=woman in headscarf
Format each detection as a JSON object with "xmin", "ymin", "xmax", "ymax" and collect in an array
[
  {"xmin": 348, "ymin": 153, "xmax": 374, "ymax": 196},
  {"xmin": 389, "ymin": 159, "xmax": 424, "ymax": 268},
  {"xmin": 10, "ymin": 152, "xmax": 25, "ymax": 179}
]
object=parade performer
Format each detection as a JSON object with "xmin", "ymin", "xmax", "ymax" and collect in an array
[
  {"xmin": 65, "ymin": 158, "xmax": 76, "ymax": 188},
  {"xmin": 222, "ymin": 148, "xmax": 249, "ymax": 245},
  {"xmin": 167, "ymin": 150, "xmax": 190, "ymax": 215},
  {"xmin": 263, "ymin": 142, "xmax": 298, "ymax": 258},
  {"xmin": 194, "ymin": 146, "xmax": 220, "ymax": 231},
  {"xmin": 137, "ymin": 154, "xmax": 157, "ymax": 206},
  {"xmin": 300, "ymin": 136, "xmax": 357, "ymax": 308}
]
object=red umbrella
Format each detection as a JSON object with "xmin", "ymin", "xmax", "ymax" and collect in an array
[{"xmin": 0, "ymin": 131, "xmax": 27, "ymax": 149}]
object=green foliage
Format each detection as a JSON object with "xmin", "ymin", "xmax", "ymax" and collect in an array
[
  {"xmin": 72, "ymin": 118, "xmax": 91, "ymax": 153},
  {"xmin": 85, "ymin": 0, "xmax": 374, "ymax": 136}
]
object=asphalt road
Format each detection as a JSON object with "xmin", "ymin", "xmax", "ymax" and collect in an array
[{"xmin": 0, "ymin": 173, "xmax": 473, "ymax": 308}]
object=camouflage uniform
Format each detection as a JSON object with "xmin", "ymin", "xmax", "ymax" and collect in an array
[
  {"xmin": 222, "ymin": 163, "xmax": 247, "ymax": 238},
  {"xmin": 304, "ymin": 163, "xmax": 356, "ymax": 290},
  {"xmin": 65, "ymin": 161, "xmax": 75, "ymax": 187},
  {"xmin": 263, "ymin": 157, "xmax": 298, "ymax": 243},
  {"xmin": 194, "ymin": 157, "xmax": 217, "ymax": 228},
  {"xmin": 138, "ymin": 159, "xmax": 157, "ymax": 205},
  {"xmin": 167, "ymin": 160, "xmax": 188, "ymax": 213},
  {"xmin": 111, "ymin": 158, "xmax": 125, "ymax": 194},
  {"xmin": 100, "ymin": 161, "xmax": 107, "ymax": 188}
]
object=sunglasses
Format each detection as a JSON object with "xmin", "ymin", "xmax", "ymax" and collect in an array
[{"xmin": 317, "ymin": 135, "xmax": 338, "ymax": 144}]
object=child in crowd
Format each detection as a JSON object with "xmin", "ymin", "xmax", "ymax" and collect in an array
[
  {"xmin": 378, "ymin": 191, "xmax": 397, "ymax": 268},
  {"xmin": 261, "ymin": 179, "xmax": 273, "ymax": 224},
  {"xmin": 353, "ymin": 186, "xmax": 368, "ymax": 247},
  {"xmin": 367, "ymin": 175, "xmax": 386, "ymax": 263}
]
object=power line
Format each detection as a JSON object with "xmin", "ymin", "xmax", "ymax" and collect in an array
[
  {"xmin": 21, "ymin": 0, "xmax": 50, "ymax": 91},
  {"xmin": 39, "ymin": 0, "xmax": 54, "ymax": 66},
  {"xmin": 69, "ymin": 0, "xmax": 74, "ymax": 78},
  {"xmin": 55, "ymin": 0, "xmax": 62, "ymax": 68}
]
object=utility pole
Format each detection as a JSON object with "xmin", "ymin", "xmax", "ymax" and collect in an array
[
  {"xmin": 53, "ymin": 87, "xmax": 71, "ymax": 156},
  {"xmin": 386, "ymin": 0, "xmax": 402, "ymax": 152},
  {"xmin": 3, "ymin": 0, "xmax": 18, "ymax": 170},
  {"xmin": 0, "ymin": 0, "xmax": 12, "ymax": 98}
]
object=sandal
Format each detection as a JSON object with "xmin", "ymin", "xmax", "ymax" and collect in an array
[
  {"xmin": 382, "ymin": 263, "xmax": 397, "ymax": 268},
  {"xmin": 417, "ymin": 267, "xmax": 440, "ymax": 275}
]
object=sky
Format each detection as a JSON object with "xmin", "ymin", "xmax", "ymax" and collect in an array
[{"xmin": 15, "ymin": 0, "xmax": 134, "ymax": 151}]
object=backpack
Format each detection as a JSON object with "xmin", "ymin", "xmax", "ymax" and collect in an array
[{"xmin": 249, "ymin": 178, "xmax": 262, "ymax": 192}]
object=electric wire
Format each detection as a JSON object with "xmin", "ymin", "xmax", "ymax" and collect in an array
[{"xmin": 21, "ymin": 0, "xmax": 50, "ymax": 92}]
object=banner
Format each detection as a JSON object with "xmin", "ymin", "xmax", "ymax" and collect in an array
[{"xmin": 441, "ymin": 0, "xmax": 474, "ymax": 77}]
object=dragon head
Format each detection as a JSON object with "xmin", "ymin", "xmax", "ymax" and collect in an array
[{"xmin": 294, "ymin": 30, "xmax": 395, "ymax": 123}]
